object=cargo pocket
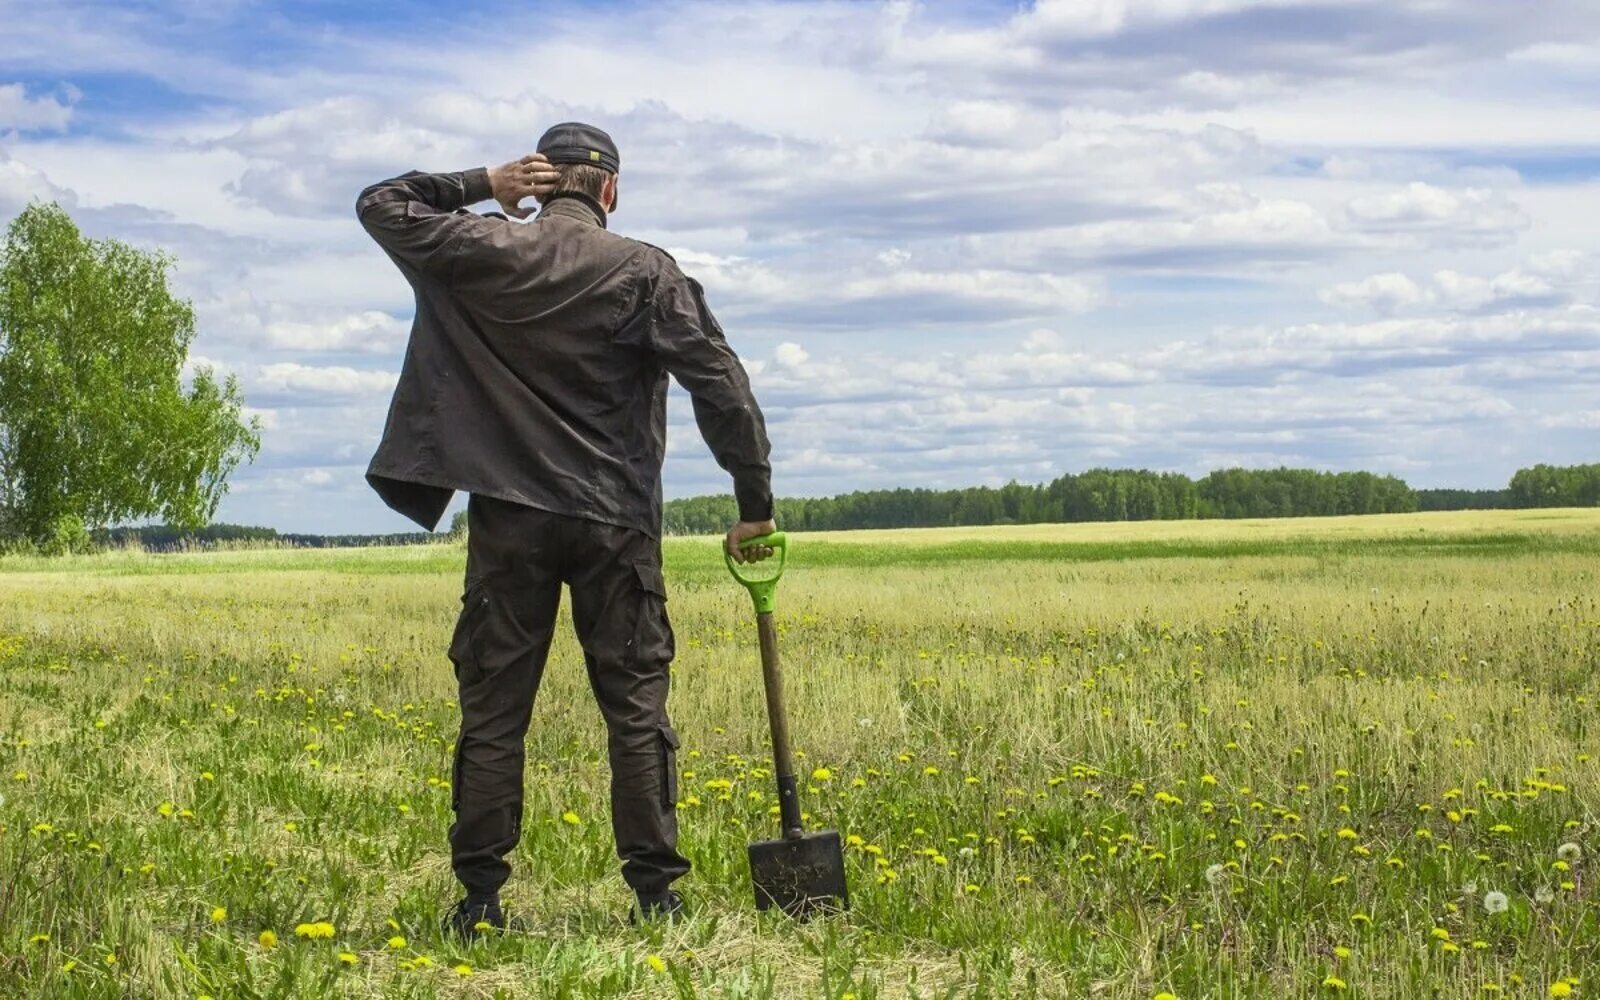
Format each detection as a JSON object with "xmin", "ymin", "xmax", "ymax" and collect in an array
[
  {"xmin": 658, "ymin": 724, "xmax": 681, "ymax": 811},
  {"xmin": 448, "ymin": 579, "xmax": 492, "ymax": 682},
  {"xmin": 632, "ymin": 560, "xmax": 675, "ymax": 663},
  {"xmin": 633, "ymin": 560, "xmax": 668, "ymax": 601}
]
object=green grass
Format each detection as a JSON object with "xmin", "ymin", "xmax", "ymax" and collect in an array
[{"xmin": 1, "ymin": 509, "xmax": 1598, "ymax": 998}]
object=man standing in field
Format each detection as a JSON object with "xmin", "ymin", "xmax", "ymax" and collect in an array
[{"xmin": 356, "ymin": 123, "xmax": 777, "ymax": 935}]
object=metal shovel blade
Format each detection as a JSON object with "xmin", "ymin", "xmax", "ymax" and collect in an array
[{"xmin": 748, "ymin": 829, "xmax": 849, "ymax": 917}]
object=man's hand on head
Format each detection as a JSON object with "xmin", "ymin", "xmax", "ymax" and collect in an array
[
  {"xmin": 488, "ymin": 153, "xmax": 560, "ymax": 219},
  {"xmin": 726, "ymin": 519, "xmax": 778, "ymax": 564}
]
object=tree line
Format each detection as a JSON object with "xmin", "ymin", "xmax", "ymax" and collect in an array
[
  {"xmin": 94, "ymin": 522, "xmax": 443, "ymax": 552},
  {"xmin": 662, "ymin": 463, "xmax": 1597, "ymax": 535}
]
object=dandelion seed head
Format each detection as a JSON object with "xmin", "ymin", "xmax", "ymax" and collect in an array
[{"xmin": 1483, "ymin": 891, "xmax": 1509, "ymax": 914}]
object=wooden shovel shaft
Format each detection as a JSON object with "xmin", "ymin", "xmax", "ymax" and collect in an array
[{"xmin": 757, "ymin": 611, "xmax": 804, "ymax": 837}]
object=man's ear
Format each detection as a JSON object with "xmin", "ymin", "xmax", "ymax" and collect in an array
[{"xmin": 604, "ymin": 174, "xmax": 618, "ymax": 213}]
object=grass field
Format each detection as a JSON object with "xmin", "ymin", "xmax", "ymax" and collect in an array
[{"xmin": 1, "ymin": 509, "xmax": 1598, "ymax": 998}]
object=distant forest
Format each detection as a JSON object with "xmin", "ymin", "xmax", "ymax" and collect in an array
[
  {"xmin": 664, "ymin": 462, "xmax": 1600, "ymax": 534},
  {"xmin": 96, "ymin": 522, "xmax": 446, "ymax": 551},
  {"xmin": 92, "ymin": 462, "xmax": 1599, "ymax": 549}
]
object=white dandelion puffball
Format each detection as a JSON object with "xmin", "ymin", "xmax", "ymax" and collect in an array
[
  {"xmin": 1462, "ymin": 881, "xmax": 1478, "ymax": 895},
  {"xmin": 1483, "ymin": 890, "xmax": 1509, "ymax": 914},
  {"xmin": 1206, "ymin": 863, "xmax": 1227, "ymax": 886},
  {"xmin": 1535, "ymin": 886, "xmax": 1555, "ymax": 905},
  {"xmin": 1557, "ymin": 843, "xmax": 1582, "ymax": 863}
]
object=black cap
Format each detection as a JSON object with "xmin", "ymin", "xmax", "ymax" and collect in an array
[{"xmin": 536, "ymin": 122, "xmax": 619, "ymax": 173}]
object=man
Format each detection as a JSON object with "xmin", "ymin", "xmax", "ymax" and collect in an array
[{"xmin": 355, "ymin": 122, "xmax": 777, "ymax": 936}]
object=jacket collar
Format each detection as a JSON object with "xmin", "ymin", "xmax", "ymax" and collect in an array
[{"xmin": 539, "ymin": 192, "xmax": 608, "ymax": 229}]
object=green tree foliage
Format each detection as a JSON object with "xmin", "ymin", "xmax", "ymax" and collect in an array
[
  {"xmin": 1508, "ymin": 463, "xmax": 1600, "ymax": 508},
  {"xmin": 663, "ymin": 467, "xmax": 1419, "ymax": 534},
  {"xmin": 1194, "ymin": 467, "xmax": 1415, "ymax": 518},
  {"xmin": 1415, "ymin": 488, "xmax": 1512, "ymax": 511},
  {"xmin": 0, "ymin": 203, "xmax": 260, "ymax": 546}
]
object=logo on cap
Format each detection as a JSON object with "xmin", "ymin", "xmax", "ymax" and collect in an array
[{"xmin": 590, "ymin": 150, "xmax": 601, "ymax": 162}]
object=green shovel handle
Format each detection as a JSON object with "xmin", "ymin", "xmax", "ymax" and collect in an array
[{"xmin": 725, "ymin": 531, "xmax": 787, "ymax": 614}]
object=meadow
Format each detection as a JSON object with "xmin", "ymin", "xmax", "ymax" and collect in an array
[{"xmin": 1, "ymin": 509, "xmax": 1597, "ymax": 998}]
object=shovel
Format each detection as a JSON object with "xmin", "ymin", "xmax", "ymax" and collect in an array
[{"xmin": 725, "ymin": 531, "xmax": 849, "ymax": 917}]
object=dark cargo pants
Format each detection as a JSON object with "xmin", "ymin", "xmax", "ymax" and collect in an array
[{"xmin": 447, "ymin": 494, "xmax": 689, "ymax": 898}]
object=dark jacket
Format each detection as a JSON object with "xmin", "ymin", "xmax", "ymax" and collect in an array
[{"xmin": 355, "ymin": 168, "xmax": 773, "ymax": 536}]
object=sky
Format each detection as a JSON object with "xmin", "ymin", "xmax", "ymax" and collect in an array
[{"xmin": 2, "ymin": 0, "xmax": 1599, "ymax": 534}]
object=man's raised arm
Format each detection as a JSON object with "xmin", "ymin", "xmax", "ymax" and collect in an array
[
  {"xmin": 355, "ymin": 156, "xmax": 558, "ymax": 280},
  {"xmin": 647, "ymin": 262, "xmax": 776, "ymax": 559}
]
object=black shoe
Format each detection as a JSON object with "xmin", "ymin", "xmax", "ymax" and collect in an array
[
  {"xmin": 631, "ymin": 889, "xmax": 686, "ymax": 924},
  {"xmin": 443, "ymin": 895, "xmax": 505, "ymax": 939}
]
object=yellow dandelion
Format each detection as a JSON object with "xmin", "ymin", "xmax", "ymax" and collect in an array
[
  {"xmin": 338, "ymin": 952, "xmax": 358, "ymax": 966},
  {"xmin": 387, "ymin": 936, "xmax": 407, "ymax": 950},
  {"xmin": 210, "ymin": 907, "xmax": 227, "ymax": 924},
  {"xmin": 811, "ymin": 767, "xmax": 833, "ymax": 781},
  {"xmin": 1549, "ymin": 984, "xmax": 1573, "ymax": 999},
  {"xmin": 562, "ymin": 811, "xmax": 581, "ymax": 825},
  {"xmin": 258, "ymin": 930, "xmax": 277, "ymax": 949},
  {"xmin": 647, "ymin": 954, "xmax": 667, "ymax": 973},
  {"xmin": 454, "ymin": 964, "xmax": 473, "ymax": 977}
]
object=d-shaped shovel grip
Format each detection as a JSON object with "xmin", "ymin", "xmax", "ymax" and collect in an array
[{"xmin": 725, "ymin": 531, "xmax": 787, "ymax": 614}]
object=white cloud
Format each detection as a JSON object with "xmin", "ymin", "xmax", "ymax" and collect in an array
[
  {"xmin": 1344, "ymin": 183, "xmax": 1528, "ymax": 247},
  {"xmin": 1539, "ymin": 409, "xmax": 1600, "ymax": 429},
  {"xmin": 249, "ymin": 363, "xmax": 398, "ymax": 403},
  {"xmin": 1320, "ymin": 273, "xmax": 1428, "ymax": 314},
  {"xmin": 0, "ymin": 82, "xmax": 77, "ymax": 131},
  {"xmin": 1321, "ymin": 254, "xmax": 1589, "ymax": 315},
  {"xmin": 0, "ymin": 151, "xmax": 73, "ymax": 215}
]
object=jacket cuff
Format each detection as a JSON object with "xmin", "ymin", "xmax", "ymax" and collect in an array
[
  {"xmin": 461, "ymin": 167, "xmax": 493, "ymax": 206},
  {"xmin": 735, "ymin": 478, "xmax": 774, "ymax": 523}
]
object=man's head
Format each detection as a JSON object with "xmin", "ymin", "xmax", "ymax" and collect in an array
[{"xmin": 535, "ymin": 122, "xmax": 619, "ymax": 214}]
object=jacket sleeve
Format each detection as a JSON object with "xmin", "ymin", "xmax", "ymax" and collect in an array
[
  {"xmin": 648, "ymin": 261, "xmax": 774, "ymax": 523},
  {"xmin": 354, "ymin": 168, "xmax": 495, "ymax": 282}
]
